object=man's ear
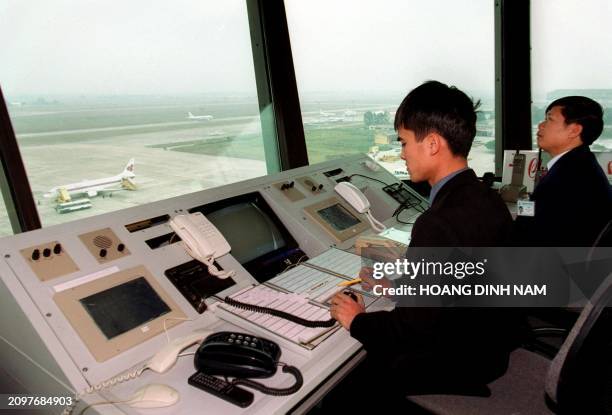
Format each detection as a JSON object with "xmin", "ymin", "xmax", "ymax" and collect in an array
[
  {"xmin": 426, "ymin": 133, "xmax": 442, "ymax": 155},
  {"xmin": 567, "ymin": 123, "xmax": 583, "ymax": 143}
]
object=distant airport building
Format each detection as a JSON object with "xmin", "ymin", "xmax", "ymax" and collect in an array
[{"xmin": 374, "ymin": 133, "xmax": 393, "ymax": 145}]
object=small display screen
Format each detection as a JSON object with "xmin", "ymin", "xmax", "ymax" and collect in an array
[
  {"xmin": 79, "ymin": 277, "xmax": 170, "ymax": 340},
  {"xmin": 190, "ymin": 192, "xmax": 303, "ymax": 284},
  {"xmin": 317, "ymin": 203, "xmax": 360, "ymax": 231}
]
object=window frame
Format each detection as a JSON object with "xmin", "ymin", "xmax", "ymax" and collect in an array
[{"xmin": 0, "ymin": 0, "xmax": 534, "ymax": 233}]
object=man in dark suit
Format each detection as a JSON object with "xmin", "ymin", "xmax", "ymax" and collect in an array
[
  {"xmin": 516, "ymin": 96, "xmax": 612, "ymax": 247},
  {"xmin": 513, "ymin": 97, "xmax": 612, "ymax": 345},
  {"xmin": 329, "ymin": 81, "xmax": 520, "ymax": 400}
]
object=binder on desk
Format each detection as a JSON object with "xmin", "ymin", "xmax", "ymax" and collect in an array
[
  {"xmin": 214, "ymin": 248, "xmax": 379, "ymax": 351},
  {"xmin": 270, "ymin": 252, "xmax": 377, "ymax": 305},
  {"xmin": 303, "ymin": 247, "xmax": 364, "ymax": 280},
  {"xmin": 214, "ymin": 284, "xmax": 339, "ymax": 351}
]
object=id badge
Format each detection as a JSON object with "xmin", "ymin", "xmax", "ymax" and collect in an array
[{"xmin": 517, "ymin": 200, "xmax": 535, "ymax": 217}]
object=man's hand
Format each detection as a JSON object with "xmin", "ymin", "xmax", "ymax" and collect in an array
[
  {"xmin": 329, "ymin": 291, "xmax": 365, "ymax": 330},
  {"xmin": 359, "ymin": 266, "xmax": 393, "ymax": 295}
]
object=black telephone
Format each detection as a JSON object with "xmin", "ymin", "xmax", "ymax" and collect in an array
[
  {"xmin": 189, "ymin": 332, "xmax": 303, "ymax": 407},
  {"xmin": 195, "ymin": 331, "xmax": 280, "ymax": 378}
]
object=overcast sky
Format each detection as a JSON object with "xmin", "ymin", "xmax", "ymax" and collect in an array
[
  {"xmin": 0, "ymin": 1, "xmax": 610, "ymax": 100},
  {"xmin": 0, "ymin": 0, "xmax": 256, "ymax": 96},
  {"xmin": 531, "ymin": 0, "xmax": 612, "ymax": 100},
  {"xmin": 286, "ymin": 0, "xmax": 494, "ymax": 98}
]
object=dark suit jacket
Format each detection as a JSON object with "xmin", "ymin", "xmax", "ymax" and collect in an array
[
  {"xmin": 410, "ymin": 169, "xmax": 514, "ymax": 247},
  {"xmin": 350, "ymin": 169, "xmax": 520, "ymax": 393},
  {"xmin": 515, "ymin": 145, "xmax": 612, "ymax": 246}
]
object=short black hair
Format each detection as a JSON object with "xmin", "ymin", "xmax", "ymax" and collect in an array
[
  {"xmin": 394, "ymin": 80, "xmax": 480, "ymax": 158},
  {"xmin": 546, "ymin": 96, "xmax": 603, "ymax": 145}
]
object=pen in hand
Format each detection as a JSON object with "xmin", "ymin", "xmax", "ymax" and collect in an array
[{"xmin": 337, "ymin": 278, "xmax": 362, "ymax": 287}]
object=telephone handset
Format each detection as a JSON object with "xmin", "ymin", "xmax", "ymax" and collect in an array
[
  {"xmin": 191, "ymin": 332, "xmax": 303, "ymax": 402},
  {"xmin": 170, "ymin": 212, "xmax": 230, "ymax": 259},
  {"xmin": 147, "ymin": 330, "xmax": 212, "ymax": 373},
  {"xmin": 335, "ymin": 182, "xmax": 370, "ymax": 213},
  {"xmin": 170, "ymin": 212, "xmax": 234, "ymax": 279},
  {"xmin": 334, "ymin": 182, "xmax": 386, "ymax": 232}
]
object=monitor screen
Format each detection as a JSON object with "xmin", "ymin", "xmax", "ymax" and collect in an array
[
  {"xmin": 79, "ymin": 277, "xmax": 171, "ymax": 340},
  {"xmin": 204, "ymin": 201, "xmax": 286, "ymax": 264},
  {"xmin": 190, "ymin": 192, "xmax": 302, "ymax": 284},
  {"xmin": 316, "ymin": 203, "xmax": 360, "ymax": 231}
]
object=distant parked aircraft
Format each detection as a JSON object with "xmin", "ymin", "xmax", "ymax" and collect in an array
[
  {"xmin": 44, "ymin": 159, "xmax": 136, "ymax": 203},
  {"xmin": 187, "ymin": 112, "xmax": 213, "ymax": 121},
  {"xmin": 317, "ymin": 109, "xmax": 343, "ymax": 122}
]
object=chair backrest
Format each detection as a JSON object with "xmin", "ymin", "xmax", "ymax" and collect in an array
[
  {"xmin": 545, "ymin": 272, "xmax": 612, "ymax": 414},
  {"xmin": 585, "ymin": 220, "xmax": 612, "ymax": 273},
  {"xmin": 593, "ymin": 220, "xmax": 612, "ymax": 248}
]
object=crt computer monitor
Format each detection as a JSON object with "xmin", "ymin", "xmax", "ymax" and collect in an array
[{"xmin": 189, "ymin": 192, "xmax": 304, "ymax": 283}]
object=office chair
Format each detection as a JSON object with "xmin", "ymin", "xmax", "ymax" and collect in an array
[
  {"xmin": 408, "ymin": 272, "xmax": 612, "ymax": 415},
  {"xmin": 589, "ymin": 220, "xmax": 612, "ymax": 261},
  {"xmin": 527, "ymin": 220, "xmax": 612, "ymax": 359}
]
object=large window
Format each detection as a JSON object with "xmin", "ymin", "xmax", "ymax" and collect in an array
[
  {"xmin": 531, "ymin": 0, "xmax": 612, "ymax": 151},
  {"xmin": 0, "ymin": 200, "xmax": 11, "ymax": 237},
  {"xmin": 0, "ymin": 0, "xmax": 270, "ymax": 234},
  {"xmin": 285, "ymin": 0, "xmax": 496, "ymax": 178}
]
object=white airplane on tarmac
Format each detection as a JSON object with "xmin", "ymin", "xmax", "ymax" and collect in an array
[
  {"xmin": 187, "ymin": 112, "xmax": 213, "ymax": 121},
  {"xmin": 44, "ymin": 159, "xmax": 136, "ymax": 203}
]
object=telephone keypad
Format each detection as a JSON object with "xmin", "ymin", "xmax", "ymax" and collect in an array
[
  {"xmin": 196, "ymin": 331, "xmax": 281, "ymax": 379},
  {"xmin": 205, "ymin": 331, "xmax": 281, "ymax": 361}
]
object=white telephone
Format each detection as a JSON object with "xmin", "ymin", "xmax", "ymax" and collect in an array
[
  {"xmin": 147, "ymin": 330, "xmax": 212, "ymax": 373},
  {"xmin": 170, "ymin": 212, "xmax": 235, "ymax": 279},
  {"xmin": 334, "ymin": 182, "xmax": 386, "ymax": 233},
  {"xmin": 334, "ymin": 182, "xmax": 370, "ymax": 214}
]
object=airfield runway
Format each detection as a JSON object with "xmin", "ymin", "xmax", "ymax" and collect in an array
[{"xmin": 0, "ymin": 115, "xmax": 268, "ymax": 235}]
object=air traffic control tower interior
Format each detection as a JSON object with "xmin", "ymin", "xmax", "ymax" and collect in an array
[
  {"xmin": 0, "ymin": 155, "xmax": 428, "ymax": 414},
  {"xmin": 2, "ymin": 1, "xmax": 612, "ymax": 414}
]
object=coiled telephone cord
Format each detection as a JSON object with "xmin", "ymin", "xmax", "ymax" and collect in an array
[
  {"xmin": 224, "ymin": 297, "xmax": 336, "ymax": 328},
  {"xmin": 61, "ymin": 365, "xmax": 147, "ymax": 415},
  {"xmin": 231, "ymin": 363, "xmax": 303, "ymax": 396}
]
